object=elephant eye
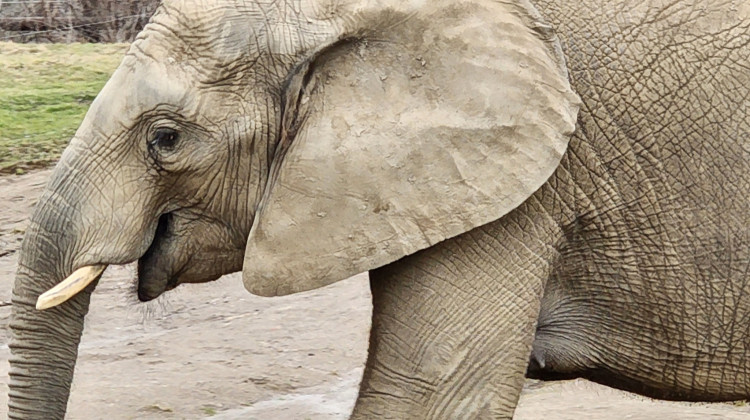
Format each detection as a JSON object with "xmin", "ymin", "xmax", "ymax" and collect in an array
[{"xmin": 150, "ymin": 128, "xmax": 180, "ymax": 151}]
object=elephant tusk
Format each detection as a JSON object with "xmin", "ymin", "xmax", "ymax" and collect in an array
[{"xmin": 36, "ymin": 264, "xmax": 107, "ymax": 310}]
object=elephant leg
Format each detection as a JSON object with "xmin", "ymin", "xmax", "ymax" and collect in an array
[{"xmin": 352, "ymin": 207, "xmax": 561, "ymax": 419}]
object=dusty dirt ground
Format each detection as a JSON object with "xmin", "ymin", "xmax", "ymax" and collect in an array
[{"xmin": 1, "ymin": 169, "xmax": 750, "ymax": 419}]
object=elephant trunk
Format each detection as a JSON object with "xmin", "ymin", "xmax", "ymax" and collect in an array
[
  {"xmin": 8, "ymin": 270, "xmax": 96, "ymax": 419},
  {"xmin": 7, "ymin": 171, "xmax": 101, "ymax": 419}
]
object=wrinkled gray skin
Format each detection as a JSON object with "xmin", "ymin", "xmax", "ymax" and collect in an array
[{"xmin": 7, "ymin": 0, "xmax": 750, "ymax": 418}]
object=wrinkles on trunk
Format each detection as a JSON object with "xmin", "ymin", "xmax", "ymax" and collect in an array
[
  {"xmin": 9, "ymin": 271, "xmax": 96, "ymax": 419},
  {"xmin": 7, "ymin": 191, "xmax": 97, "ymax": 419}
]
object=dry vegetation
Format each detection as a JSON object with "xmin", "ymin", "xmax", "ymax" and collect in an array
[{"xmin": 0, "ymin": 0, "xmax": 159, "ymax": 43}]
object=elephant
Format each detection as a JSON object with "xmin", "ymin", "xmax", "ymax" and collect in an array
[{"xmin": 6, "ymin": 0, "xmax": 750, "ymax": 418}]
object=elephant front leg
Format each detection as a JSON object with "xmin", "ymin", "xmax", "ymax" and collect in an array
[{"xmin": 352, "ymin": 218, "xmax": 558, "ymax": 419}]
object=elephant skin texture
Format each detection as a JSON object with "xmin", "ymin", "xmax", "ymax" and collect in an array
[{"xmin": 6, "ymin": 0, "xmax": 750, "ymax": 419}]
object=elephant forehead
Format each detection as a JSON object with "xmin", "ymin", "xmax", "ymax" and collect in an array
[
  {"xmin": 147, "ymin": 0, "xmax": 335, "ymax": 65},
  {"xmin": 80, "ymin": 60, "xmax": 197, "ymax": 133},
  {"xmin": 137, "ymin": 4, "xmax": 249, "ymax": 64}
]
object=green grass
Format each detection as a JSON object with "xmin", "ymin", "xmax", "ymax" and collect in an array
[
  {"xmin": 0, "ymin": 42, "xmax": 128, "ymax": 173},
  {"xmin": 200, "ymin": 405, "xmax": 218, "ymax": 416}
]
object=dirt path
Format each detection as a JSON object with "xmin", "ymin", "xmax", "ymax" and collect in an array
[{"xmin": 1, "ymin": 170, "xmax": 749, "ymax": 419}]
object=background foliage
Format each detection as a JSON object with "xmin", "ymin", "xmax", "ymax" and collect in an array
[{"xmin": 0, "ymin": 42, "xmax": 126, "ymax": 173}]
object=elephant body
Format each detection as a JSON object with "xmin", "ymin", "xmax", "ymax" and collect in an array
[
  {"xmin": 531, "ymin": 0, "xmax": 750, "ymax": 400},
  {"xmin": 356, "ymin": 0, "xmax": 750, "ymax": 415},
  {"xmin": 7, "ymin": 0, "xmax": 750, "ymax": 418}
]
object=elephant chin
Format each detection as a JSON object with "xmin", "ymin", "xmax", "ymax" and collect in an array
[
  {"xmin": 137, "ymin": 213, "xmax": 178, "ymax": 301},
  {"xmin": 136, "ymin": 267, "xmax": 174, "ymax": 302}
]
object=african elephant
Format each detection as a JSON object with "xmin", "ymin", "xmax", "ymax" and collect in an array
[{"xmin": 7, "ymin": 0, "xmax": 750, "ymax": 418}]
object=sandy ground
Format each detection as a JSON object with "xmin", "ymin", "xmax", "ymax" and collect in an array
[{"xmin": 1, "ymin": 169, "xmax": 750, "ymax": 419}]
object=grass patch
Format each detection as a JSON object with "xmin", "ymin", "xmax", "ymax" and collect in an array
[
  {"xmin": 200, "ymin": 405, "xmax": 218, "ymax": 416},
  {"xmin": 0, "ymin": 42, "xmax": 128, "ymax": 173}
]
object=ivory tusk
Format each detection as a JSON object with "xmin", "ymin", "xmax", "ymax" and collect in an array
[{"xmin": 36, "ymin": 264, "xmax": 107, "ymax": 310}]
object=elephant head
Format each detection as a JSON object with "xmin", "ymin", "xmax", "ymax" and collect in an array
[{"xmin": 7, "ymin": 0, "xmax": 579, "ymax": 417}]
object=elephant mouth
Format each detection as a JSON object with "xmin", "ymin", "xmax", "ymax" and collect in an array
[
  {"xmin": 32, "ymin": 195, "xmax": 246, "ymax": 309},
  {"xmin": 137, "ymin": 212, "xmax": 180, "ymax": 302},
  {"xmin": 35, "ymin": 212, "xmax": 180, "ymax": 310},
  {"xmin": 37, "ymin": 210, "xmax": 241, "ymax": 310}
]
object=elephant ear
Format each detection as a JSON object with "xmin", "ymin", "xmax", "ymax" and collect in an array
[{"xmin": 243, "ymin": 1, "xmax": 580, "ymax": 296}]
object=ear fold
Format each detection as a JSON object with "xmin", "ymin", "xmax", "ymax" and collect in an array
[{"xmin": 243, "ymin": 1, "xmax": 580, "ymax": 296}]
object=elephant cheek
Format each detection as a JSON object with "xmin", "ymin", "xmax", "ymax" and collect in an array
[{"xmin": 173, "ymin": 248, "xmax": 245, "ymax": 285}]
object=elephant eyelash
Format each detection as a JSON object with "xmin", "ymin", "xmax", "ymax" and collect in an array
[
  {"xmin": 149, "ymin": 127, "xmax": 180, "ymax": 152},
  {"xmin": 145, "ymin": 127, "xmax": 181, "ymax": 173}
]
